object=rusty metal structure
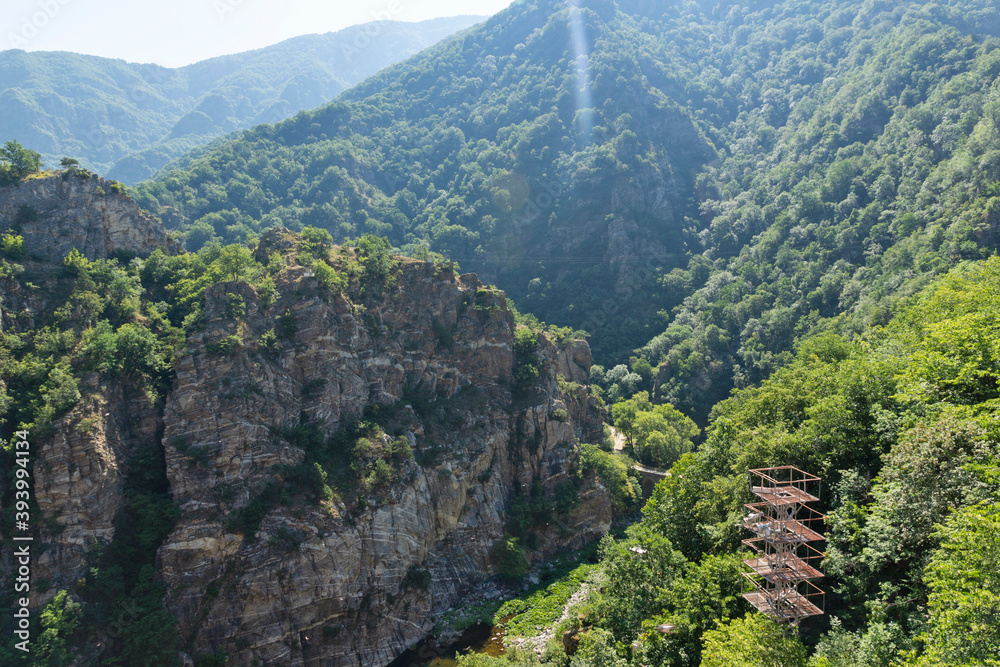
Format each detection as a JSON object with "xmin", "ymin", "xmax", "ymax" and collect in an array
[{"xmin": 741, "ymin": 466, "xmax": 825, "ymax": 624}]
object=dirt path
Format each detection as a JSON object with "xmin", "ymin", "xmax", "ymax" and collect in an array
[
  {"xmin": 610, "ymin": 426, "xmax": 626, "ymax": 452},
  {"xmin": 506, "ymin": 582, "xmax": 595, "ymax": 656}
]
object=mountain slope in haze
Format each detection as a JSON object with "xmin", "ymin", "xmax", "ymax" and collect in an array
[
  {"xmin": 135, "ymin": 0, "xmax": 723, "ymax": 358},
  {"xmin": 132, "ymin": 0, "xmax": 1000, "ymax": 419},
  {"xmin": 0, "ymin": 15, "xmax": 483, "ymax": 183}
]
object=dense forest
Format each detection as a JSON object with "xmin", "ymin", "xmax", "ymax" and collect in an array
[
  {"xmin": 0, "ymin": 16, "xmax": 481, "ymax": 183},
  {"xmin": 450, "ymin": 251, "xmax": 1000, "ymax": 667},
  {"xmin": 131, "ymin": 0, "xmax": 1000, "ymax": 420},
  {"xmin": 2, "ymin": 0, "xmax": 1000, "ymax": 664}
]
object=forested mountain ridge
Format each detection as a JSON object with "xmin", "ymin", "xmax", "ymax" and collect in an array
[
  {"xmin": 446, "ymin": 254, "xmax": 1000, "ymax": 667},
  {"xmin": 132, "ymin": 0, "xmax": 1000, "ymax": 422},
  {"xmin": 2, "ymin": 0, "xmax": 1000, "ymax": 662},
  {"xmin": 1, "ymin": 164, "xmax": 998, "ymax": 665},
  {"xmin": 0, "ymin": 16, "xmax": 483, "ymax": 183}
]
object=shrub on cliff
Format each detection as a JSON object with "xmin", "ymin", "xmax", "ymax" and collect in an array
[
  {"xmin": 513, "ymin": 327, "xmax": 540, "ymax": 391},
  {"xmin": 493, "ymin": 536, "xmax": 528, "ymax": 580},
  {"xmin": 0, "ymin": 139, "xmax": 42, "ymax": 185},
  {"xmin": 0, "ymin": 233, "xmax": 25, "ymax": 260},
  {"xmin": 579, "ymin": 443, "xmax": 640, "ymax": 518},
  {"xmin": 355, "ymin": 233, "xmax": 400, "ymax": 297}
]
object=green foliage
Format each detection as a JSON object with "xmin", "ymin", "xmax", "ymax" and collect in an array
[
  {"xmin": 640, "ymin": 453, "xmax": 712, "ymax": 561},
  {"xmin": 354, "ymin": 234, "xmax": 400, "ymax": 297},
  {"xmin": 226, "ymin": 483, "xmax": 281, "ymax": 538},
  {"xmin": 808, "ymin": 618, "xmax": 911, "ymax": 667},
  {"xmin": 128, "ymin": 0, "xmax": 1000, "ymax": 382},
  {"xmin": 1, "ymin": 233, "xmax": 25, "ymax": 260},
  {"xmin": 115, "ymin": 323, "xmax": 166, "ymax": 380},
  {"xmin": 276, "ymin": 310, "xmax": 297, "ymax": 339},
  {"xmin": 224, "ymin": 292, "xmax": 245, "ymax": 318},
  {"xmin": 597, "ymin": 523, "xmax": 686, "ymax": 642},
  {"xmin": 579, "ymin": 443, "xmax": 640, "ymax": 518},
  {"xmin": 456, "ymin": 647, "xmax": 541, "ymax": 667},
  {"xmin": 402, "ymin": 564, "xmax": 432, "ymax": 591},
  {"xmin": 258, "ymin": 328, "xmax": 279, "ymax": 354},
  {"xmin": 75, "ymin": 426, "xmax": 180, "ymax": 665},
  {"xmin": 206, "ymin": 334, "xmax": 243, "ymax": 357},
  {"xmin": 513, "ymin": 327, "xmax": 540, "ymax": 391},
  {"xmin": 213, "ymin": 244, "xmax": 258, "ymax": 283},
  {"xmin": 194, "ymin": 652, "xmax": 229, "ymax": 667},
  {"xmin": 32, "ymin": 362, "xmax": 82, "ymax": 431},
  {"xmin": 701, "ymin": 614, "xmax": 808, "ymax": 667},
  {"xmin": 0, "ymin": 139, "xmax": 43, "ymax": 185},
  {"xmin": 492, "ymin": 536, "xmax": 529, "ymax": 580},
  {"xmin": 16, "ymin": 203, "xmax": 38, "ymax": 225},
  {"xmin": 571, "ymin": 628, "xmax": 627, "ymax": 667},
  {"xmin": 571, "ymin": 257, "xmax": 1000, "ymax": 665},
  {"xmin": 0, "ymin": 18, "xmax": 482, "ymax": 182},
  {"xmin": 504, "ymin": 475, "xmax": 580, "ymax": 545},
  {"xmin": 894, "ymin": 259, "xmax": 1000, "ymax": 409},
  {"xmin": 610, "ymin": 392, "xmax": 698, "ymax": 469},
  {"xmin": 635, "ymin": 553, "xmax": 747, "ymax": 667},
  {"xmin": 300, "ymin": 225, "xmax": 334, "ymax": 255},
  {"xmin": 916, "ymin": 502, "xmax": 1000, "ymax": 666},
  {"xmin": 33, "ymin": 590, "xmax": 81, "ymax": 667},
  {"xmin": 496, "ymin": 563, "xmax": 595, "ymax": 639},
  {"xmin": 311, "ymin": 258, "xmax": 347, "ymax": 294},
  {"xmin": 7, "ymin": 2, "xmax": 1000, "ymax": 664}
]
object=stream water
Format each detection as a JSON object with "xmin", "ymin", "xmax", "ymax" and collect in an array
[{"xmin": 387, "ymin": 621, "xmax": 507, "ymax": 667}]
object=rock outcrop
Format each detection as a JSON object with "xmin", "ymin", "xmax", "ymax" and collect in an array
[
  {"xmin": 155, "ymin": 229, "xmax": 610, "ymax": 665},
  {"xmin": 0, "ymin": 173, "xmax": 173, "ymax": 262},
  {"xmin": 31, "ymin": 377, "xmax": 164, "ymax": 601},
  {"xmin": 1, "ymin": 181, "xmax": 610, "ymax": 665},
  {"xmin": 0, "ymin": 175, "xmax": 175, "ymax": 604}
]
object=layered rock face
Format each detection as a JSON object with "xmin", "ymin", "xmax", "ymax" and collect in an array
[
  {"xmin": 155, "ymin": 231, "xmax": 610, "ymax": 665},
  {"xmin": 30, "ymin": 378, "xmax": 164, "ymax": 602},
  {"xmin": 2, "ymin": 173, "xmax": 610, "ymax": 664},
  {"xmin": 0, "ymin": 173, "xmax": 173, "ymax": 262},
  {"xmin": 1, "ymin": 175, "xmax": 172, "ymax": 601}
]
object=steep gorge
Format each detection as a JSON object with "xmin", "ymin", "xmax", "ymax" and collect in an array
[{"xmin": 0, "ymin": 176, "xmax": 612, "ymax": 666}]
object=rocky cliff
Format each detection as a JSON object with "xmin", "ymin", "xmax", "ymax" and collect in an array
[
  {"xmin": 1, "ymin": 181, "xmax": 611, "ymax": 666},
  {"xmin": 156, "ymin": 229, "xmax": 609, "ymax": 665},
  {"xmin": 1, "ymin": 175, "xmax": 174, "ymax": 601},
  {"xmin": 0, "ymin": 171, "xmax": 174, "ymax": 262}
]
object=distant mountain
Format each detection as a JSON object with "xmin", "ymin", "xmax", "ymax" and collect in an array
[
  {"xmin": 0, "ymin": 16, "xmax": 484, "ymax": 182},
  {"xmin": 132, "ymin": 0, "xmax": 1000, "ymax": 418}
]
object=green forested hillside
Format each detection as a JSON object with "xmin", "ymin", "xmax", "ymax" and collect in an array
[
  {"xmin": 0, "ymin": 16, "xmax": 482, "ymax": 183},
  {"xmin": 132, "ymin": 0, "xmax": 1000, "ymax": 421},
  {"xmin": 458, "ymin": 255, "xmax": 1000, "ymax": 667},
  {"xmin": 4, "ymin": 0, "xmax": 1000, "ymax": 663}
]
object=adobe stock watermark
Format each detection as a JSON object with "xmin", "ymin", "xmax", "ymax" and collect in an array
[
  {"xmin": 342, "ymin": 0, "xmax": 404, "ymax": 62},
  {"xmin": 214, "ymin": 0, "xmax": 254, "ymax": 21},
  {"xmin": 11, "ymin": 429, "xmax": 34, "ymax": 653},
  {"xmin": 511, "ymin": 177, "xmax": 564, "ymax": 230},
  {"xmin": 578, "ymin": 237, "xmax": 670, "ymax": 335},
  {"xmin": 7, "ymin": 0, "xmax": 74, "ymax": 49}
]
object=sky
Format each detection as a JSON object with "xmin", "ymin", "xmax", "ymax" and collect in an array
[{"xmin": 2, "ymin": 0, "xmax": 515, "ymax": 67}]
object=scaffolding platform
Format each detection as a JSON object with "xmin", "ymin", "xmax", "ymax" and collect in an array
[
  {"xmin": 751, "ymin": 485, "xmax": 819, "ymax": 506},
  {"xmin": 743, "ymin": 555, "xmax": 824, "ymax": 584},
  {"xmin": 743, "ymin": 587, "xmax": 824, "ymax": 621},
  {"xmin": 741, "ymin": 467, "xmax": 826, "ymax": 625},
  {"xmin": 744, "ymin": 518, "xmax": 824, "ymax": 543}
]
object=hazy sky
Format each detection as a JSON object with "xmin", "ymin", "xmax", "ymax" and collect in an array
[{"xmin": 3, "ymin": 0, "xmax": 514, "ymax": 67}]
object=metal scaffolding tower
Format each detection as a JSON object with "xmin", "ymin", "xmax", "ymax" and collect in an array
[{"xmin": 741, "ymin": 466, "xmax": 825, "ymax": 624}]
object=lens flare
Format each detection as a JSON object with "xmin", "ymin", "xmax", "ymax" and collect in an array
[{"xmin": 566, "ymin": 0, "xmax": 594, "ymax": 145}]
